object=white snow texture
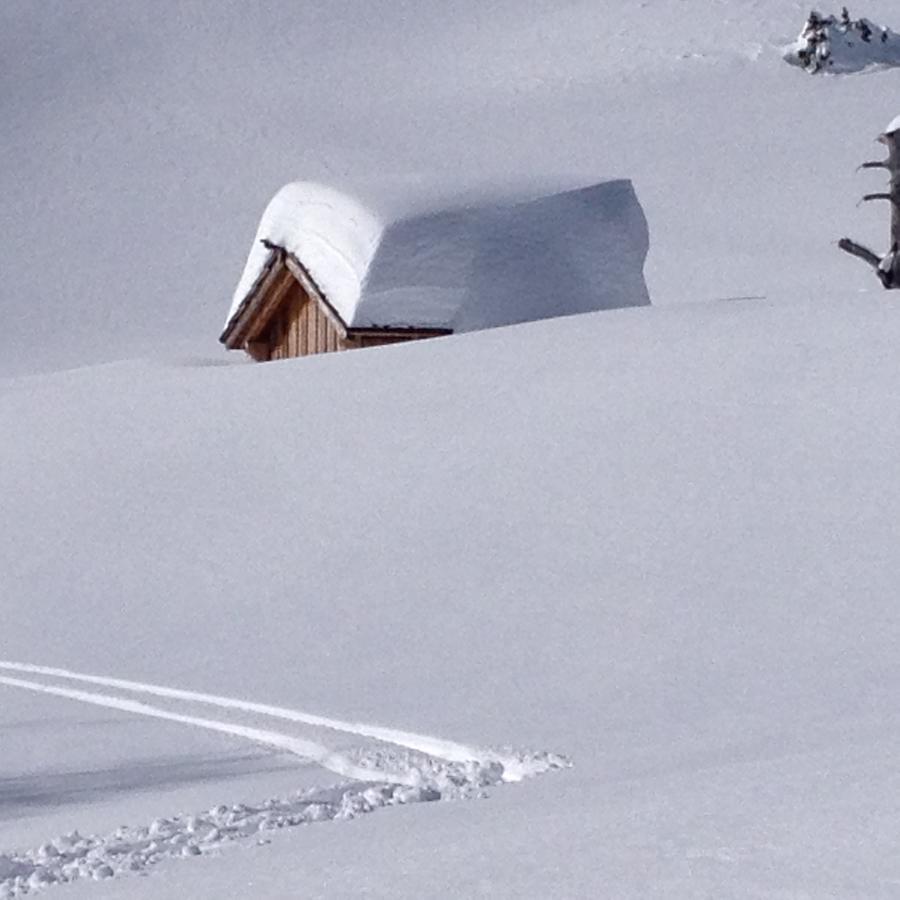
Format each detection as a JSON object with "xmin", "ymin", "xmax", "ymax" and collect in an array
[
  {"xmin": 0, "ymin": 661, "xmax": 565, "ymax": 897},
  {"xmin": 9, "ymin": 0, "xmax": 900, "ymax": 897}
]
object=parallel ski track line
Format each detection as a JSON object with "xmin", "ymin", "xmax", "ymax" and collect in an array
[
  {"xmin": 0, "ymin": 674, "xmax": 419, "ymax": 785},
  {"xmin": 0, "ymin": 660, "xmax": 517, "ymax": 777}
]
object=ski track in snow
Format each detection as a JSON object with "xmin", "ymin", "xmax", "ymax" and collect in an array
[
  {"xmin": 0, "ymin": 674, "xmax": 418, "ymax": 786},
  {"xmin": 0, "ymin": 660, "xmax": 532, "ymax": 778},
  {"xmin": 0, "ymin": 662, "xmax": 569, "ymax": 897}
]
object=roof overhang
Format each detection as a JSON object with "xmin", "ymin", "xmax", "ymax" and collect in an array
[{"xmin": 219, "ymin": 241, "xmax": 453, "ymax": 350}]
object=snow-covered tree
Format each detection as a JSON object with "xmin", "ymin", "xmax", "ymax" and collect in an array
[{"xmin": 784, "ymin": 8, "xmax": 900, "ymax": 74}]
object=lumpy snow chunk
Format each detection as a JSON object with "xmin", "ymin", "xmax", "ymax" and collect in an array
[
  {"xmin": 226, "ymin": 178, "xmax": 650, "ymax": 335},
  {"xmin": 783, "ymin": 8, "xmax": 900, "ymax": 74}
]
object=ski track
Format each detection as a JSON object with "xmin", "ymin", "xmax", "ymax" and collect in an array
[
  {"xmin": 0, "ymin": 660, "xmax": 530, "ymax": 778},
  {"xmin": 0, "ymin": 675, "xmax": 417, "ymax": 786},
  {"xmin": 0, "ymin": 663, "xmax": 570, "ymax": 897}
]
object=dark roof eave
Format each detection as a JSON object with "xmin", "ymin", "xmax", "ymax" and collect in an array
[
  {"xmin": 219, "ymin": 245, "xmax": 283, "ymax": 348},
  {"xmin": 346, "ymin": 325, "xmax": 453, "ymax": 338}
]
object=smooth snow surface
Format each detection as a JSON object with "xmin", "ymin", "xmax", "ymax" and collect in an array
[{"xmin": 6, "ymin": 295, "xmax": 900, "ymax": 898}]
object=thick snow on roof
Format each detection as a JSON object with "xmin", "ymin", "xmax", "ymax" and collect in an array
[
  {"xmin": 885, "ymin": 113, "xmax": 900, "ymax": 135},
  {"xmin": 227, "ymin": 179, "xmax": 650, "ymax": 333}
]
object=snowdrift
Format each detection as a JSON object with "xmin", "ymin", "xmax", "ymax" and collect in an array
[
  {"xmin": 6, "ymin": 295, "xmax": 900, "ymax": 896},
  {"xmin": 227, "ymin": 179, "xmax": 650, "ymax": 334}
]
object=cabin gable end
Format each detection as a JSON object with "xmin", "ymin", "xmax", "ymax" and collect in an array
[{"xmin": 220, "ymin": 244, "xmax": 451, "ymax": 361}]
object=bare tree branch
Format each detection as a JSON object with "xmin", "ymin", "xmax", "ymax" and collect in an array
[
  {"xmin": 838, "ymin": 239, "xmax": 895, "ymax": 288},
  {"xmin": 838, "ymin": 237, "xmax": 882, "ymax": 269},
  {"xmin": 858, "ymin": 192, "xmax": 900, "ymax": 211},
  {"xmin": 843, "ymin": 131, "xmax": 900, "ymax": 290}
]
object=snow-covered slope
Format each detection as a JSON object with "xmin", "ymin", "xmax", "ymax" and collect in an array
[
  {"xmin": 6, "ymin": 295, "xmax": 900, "ymax": 896},
  {"xmin": 6, "ymin": 0, "xmax": 900, "ymax": 897},
  {"xmin": 4, "ymin": 0, "xmax": 900, "ymax": 375}
]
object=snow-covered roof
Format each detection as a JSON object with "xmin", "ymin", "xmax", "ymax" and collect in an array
[
  {"xmin": 885, "ymin": 114, "xmax": 900, "ymax": 136},
  {"xmin": 225, "ymin": 178, "xmax": 650, "ymax": 336}
]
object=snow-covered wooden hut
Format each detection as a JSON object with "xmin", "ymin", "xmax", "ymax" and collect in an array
[{"xmin": 220, "ymin": 179, "xmax": 650, "ymax": 361}]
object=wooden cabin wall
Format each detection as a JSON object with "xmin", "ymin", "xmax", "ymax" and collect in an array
[
  {"xmin": 264, "ymin": 282, "xmax": 345, "ymax": 359},
  {"xmin": 256, "ymin": 279, "xmax": 440, "ymax": 360}
]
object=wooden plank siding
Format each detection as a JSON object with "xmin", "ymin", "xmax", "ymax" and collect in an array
[
  {"xmin": 221, "ymin": 247, "xmax": 452, "ymax": 360},
  {"xmin": 263, "ymin": 281, "xmax": 350, "ymax": 359},
  {"xmin": 266, "ymin": 316, "xmax": 433, "ymax": 359},
  {"xmin": 301, "ymin": 297, "xmax": 310, "ymax": 356},
  {"xmin": 317, "ymin": 302, "xmax": 328, "ymax": 352},
  {"xmin": 228, "ymin": 254, "xmax": 451, "ymax": 361},
  {"xmin": 289, "ymin": 294, "xmax": 299, "ymax": 357}
]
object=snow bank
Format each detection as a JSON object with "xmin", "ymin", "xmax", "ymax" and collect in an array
[
  {"xmin": 226, "ymin": 179, "xmax": 650, "ymax": 334},
  {"xmin": 10, "ymin": 291, "xmax": 900, "ymax": 896},
  {"xmin": 783, "ymin": 8, "xmax": 900, "ymax": 73}
]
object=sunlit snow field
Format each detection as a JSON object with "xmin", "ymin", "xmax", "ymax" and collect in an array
[{"xmin": 4, "ymin": 1, "xmax": 900, "ymax": 897}]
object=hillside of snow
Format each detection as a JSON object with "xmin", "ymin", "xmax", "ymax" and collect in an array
[
  {"xmin": 6, "ymin": 1, "xmax": 900, "ymax": 897},
  {"xmin": 5, "ymin": 296, "xmax": 900, "ymax": 897},
  {"xmin": 4, "ymin": 0, "xmax": 900, "ymax": 376}
]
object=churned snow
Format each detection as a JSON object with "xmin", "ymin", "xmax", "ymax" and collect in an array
[
  {"xmin": 0, "ymin": 767, "xmax": 530, "ymax": 898},
  {"xmin": 0, "ymin": 663, "xmax": 563, "ymax": 899},
  {"xmin": 226, "ymin": 178, "xmax": 650, "ymax": 333},
  {"xmin": 0, "ymin": 780, "xmax": 464, "ymax": 897}
]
